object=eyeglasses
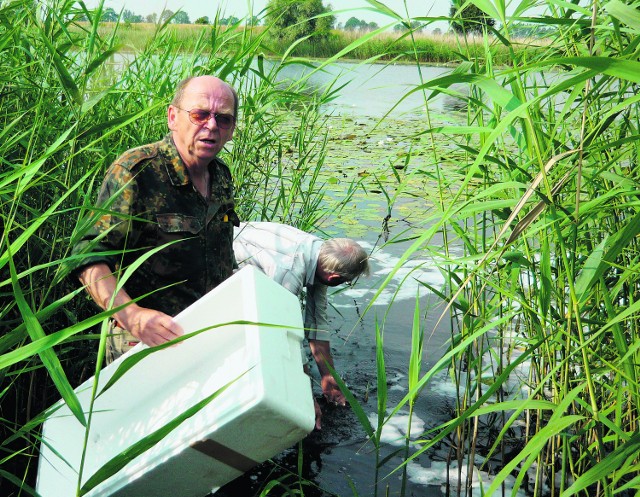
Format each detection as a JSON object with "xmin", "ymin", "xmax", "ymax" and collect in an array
[{"xmin": 175, "ymin": 107, "xmax": 235, "ymax": 130}]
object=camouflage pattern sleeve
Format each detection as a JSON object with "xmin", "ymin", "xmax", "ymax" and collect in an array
[
  {"xmin": 70, "ymin": 134, "xmax": 236, "ymax": 316},
  {"xmin": 70, "ymin": 163, "xmax": 141, "ymax": 275}
]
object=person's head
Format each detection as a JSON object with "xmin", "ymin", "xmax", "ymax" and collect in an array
[
  {"xmin": 316, "ymin": 238, "xmax": 370, "ymax": 287},
  {"xmin": 168, "ymin": 75, "xmax": 238, "ymax": 169}
]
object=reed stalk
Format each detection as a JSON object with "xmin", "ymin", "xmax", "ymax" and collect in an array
[
  {"xmin": 365, "ymin": 0, "xmax": 640, "ymax": 495},
  {"xmin": 3, "ymin": 0, "xmax": 640, "ymax": 496},
  {"xmin": 0, "ymin": 0, "xmax": 348, "ymax": 494}
]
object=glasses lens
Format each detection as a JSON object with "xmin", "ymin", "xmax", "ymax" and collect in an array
[
  {"xmin": 185, "ymin": 109, "xmax": 234, "ymax": 129},
  {"xmin": 188, "ymin": 109, "xmax": 210, "ymax": 125},
  {"xmin": 215, "ymin": 114, "xmax": 234, "ymax": 129}
]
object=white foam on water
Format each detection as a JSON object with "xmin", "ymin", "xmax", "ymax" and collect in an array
[
  {"xmin": 366, "ymin": 411, "xmax": 426, "ymax": 446},
  {"xmin": 406, "ymin": 459, "xmax": 527, "ymax": 497},
  {"xmin": 335, "ymin": 241, "xmax": 453, "ymax": 307}
]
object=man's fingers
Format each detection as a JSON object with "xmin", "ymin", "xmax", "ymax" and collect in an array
[{"xmin": 314, "ymin": 399, "xmax": 322, "ymax": 430}]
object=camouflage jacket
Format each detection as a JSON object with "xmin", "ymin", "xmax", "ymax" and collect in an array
[{"xmin": 72, "ymin": 133, "xmax": 239, "ymax": 316}]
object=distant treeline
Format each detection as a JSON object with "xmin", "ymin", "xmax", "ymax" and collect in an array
[
  {"xmin": 87, "ymin": 6, "xmax": 555, "ymax": 38},
  {"xmin": 86, "ymin": 22, "xmax": 549, "ymax": 66}
]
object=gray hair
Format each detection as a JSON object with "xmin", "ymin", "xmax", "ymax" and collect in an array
[
  {"xmin": 318, "ymin": 238, "xmax": 370, "ymax": 281},
  {"xmin": 171, "ymin": 76, "xmax": 239, "ymax": 118}
]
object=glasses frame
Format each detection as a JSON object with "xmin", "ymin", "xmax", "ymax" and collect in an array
[{"xmin": 174, "ymin": 106, "xmax": 235, "ymax": 130}]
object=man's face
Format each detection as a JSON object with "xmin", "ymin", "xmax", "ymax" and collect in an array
[{"xmin": 168, "ymin": 76, "xmax": 236, "ymax": 169}]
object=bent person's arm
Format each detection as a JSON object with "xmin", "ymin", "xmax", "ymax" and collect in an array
[
  {"xmin": 309, "ymin": 338, "xmax": 346, "ymax": 406},
  {"xmin": 79, "ymin": 263, "xmax": 183, "ymax": 347}
]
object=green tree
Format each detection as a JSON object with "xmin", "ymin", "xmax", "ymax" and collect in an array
[
  {"xmin": 220, "ymin": 16, "xmax": 240, "ymax": 25},
  {"xmin": 122, "ymin": 9, "xmax": 143, "ymax": 23},
  {"xmin": 173, "ymin": 11, "xmax": 190, "ymax": 24},
  {"xmin": 145, "ymin": 13, "xmax": 157, "ymax": 23},
  {"xmin": 101, "ymin": 7, "xmax": 118, "ymax": 22},
  {"xmin": 344, "ymin": 17, "xmax": 378, "ymax": 32},
  {"xmin": 344, "ymin": 16, "xmax": 362, "ymax": 31},
  {"xmin": 160, "ymin": 9, "xmax": 174, "ymax": 23},
  {"xmin": 265, "ymin": 0, "xmax": 335, "ymax": 41},
  {"xmin": 449, "ymin": 2, "xmax": 496, "ymax": 35},
  {"xmin": 194, "ymin": 16, "xmax": 209, "ymax": 24}
]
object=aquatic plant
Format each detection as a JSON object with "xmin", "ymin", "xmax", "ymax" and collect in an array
[
  {"xmin": 0, "ymin": 0, "xmax": 347, "ymax": 495},
  {"xmin": 354, "ymin": 0, "xmax": 640, "ymax": 496}
]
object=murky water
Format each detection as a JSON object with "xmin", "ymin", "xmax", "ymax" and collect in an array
[
  {"xmin": 215, "ymin": 62, "xmax": 492, "ymax": 496},
  {"xmin": 216, "ymin": 207, "xmax": 458, "ymax": 496}
]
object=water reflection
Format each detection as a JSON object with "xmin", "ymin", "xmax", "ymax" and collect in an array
[{"xmin": 269, "ymin": 60, "xmax": 453, "ymax": 118}]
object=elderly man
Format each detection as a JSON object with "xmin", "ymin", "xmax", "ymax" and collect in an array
[
  {"xmin": 72, "ymin": 75, "xmax": 239, "ymax": 362},
  {"xmin": 233, "ymin": 221, "xmax": 369, "ymax": 423}
]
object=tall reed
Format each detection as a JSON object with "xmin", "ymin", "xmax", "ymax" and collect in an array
[
  {"xmin": 0, "ymin": 0, "xmax": 347, "ymax": 495},
  {"xmin": 355, "ymin": 0, "xmax": 640, "ymax": 495}
]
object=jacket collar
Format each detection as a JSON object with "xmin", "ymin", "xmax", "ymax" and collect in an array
[{"xmin": 159, "ymin": 133, "xmax": 191, "ymax": 187}]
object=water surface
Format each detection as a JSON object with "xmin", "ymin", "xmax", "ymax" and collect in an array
[{"xmin": 217, "ymin": 60, "xmax": 476, "ymax": 496}]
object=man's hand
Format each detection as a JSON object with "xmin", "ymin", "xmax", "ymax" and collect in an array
[
  {"xmin": 309, "ymin": 339, "xmax": 347, "ymax": 406},
  {"xmin": 79, "ymin": 263, "xmax": 183, "ymax": 347},
  {"xmin": 116, "ymin": 305, "xmax": 183, "ymax": 347},
  {"xmin": 321, "ymin": 374, "xmax": 346, "ymax": 406}
]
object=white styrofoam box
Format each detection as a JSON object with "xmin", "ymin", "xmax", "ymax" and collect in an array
[{"xmin": 36, "ymin": 265, "xmax": 315, "ymax": 497}]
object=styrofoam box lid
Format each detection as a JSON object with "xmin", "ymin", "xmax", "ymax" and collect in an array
[{"xmin": 36, "ymin": 266, "xmax": 315, "ymax": 497}]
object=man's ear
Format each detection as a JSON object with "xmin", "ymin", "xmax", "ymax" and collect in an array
[
  {"xmin": 167, "ymin": 105, "xmax": 178, "ymax": 131},
  {"xmin": 325, "ymin": 273, "xmax": 344, "ymax": 285}
]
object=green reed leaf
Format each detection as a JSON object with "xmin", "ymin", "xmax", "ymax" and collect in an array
[
  {"xmin": 8, "ymin": 245, "xmax": 86, "ymax": 427},
  {"xmin": 364, "ymin": 0, "xmax": 403, "ymax": 20},
  {"xmin": 375, "ymin": 321, "xmax": 387, "ymax": 435},
  {"xmin": 495, "ymin": 383, "xmax": 588, "ymax": 495},
  {"xmin": 604, "ymin": 0, "xmax": 640, "ymax": 31},
  {"xmin": 534, "ymin": 57, "xmax": 640, "ymax": 84},
  {"xmin": 324, "ymin": 361, "xmax": 375, "ymax": 440},
  {"xmin": 37, "ymin": 30, "xmax": 82, "ymax": 105},
  {"xmin": 575, "ymin": 210, "xmax": 640, "ymax": 305},
  {"xmin": 0, "ymin": 300, "xmax": 136, "ymax": 371},
  {"xmin": 408, "ymin": 296, "xmax": 423, "ymax": 398},
  {"xmin": 0, "ymin": 126, "xmax": 74, "ymax": 195},
  {"xmin": 562, "ymin": 431, "xmax": 640, "ymax": 497},
  {"xmin": 469, "ymin": 0, "xmax": 503, "ymax": 23}
]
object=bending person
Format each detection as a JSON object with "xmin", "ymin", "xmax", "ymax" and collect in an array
[{"xmin": 233, "ymin": 222, "xmax": 369, "ymax": 417}]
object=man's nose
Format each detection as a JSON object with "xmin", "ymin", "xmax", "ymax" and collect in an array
[{"xmin": 203, "ymin": 115, "xmax": 218, "ymax": 129}]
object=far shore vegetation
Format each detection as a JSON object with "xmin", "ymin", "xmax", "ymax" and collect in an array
[{"xmin": 83, "ymin": 22, "xmax": 550, "ymax": 66}]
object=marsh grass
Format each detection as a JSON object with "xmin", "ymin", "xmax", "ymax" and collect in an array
[
  {"xmin": 271, "ymin": 29, "xmax": 547, "ymax": 66},
  {"xmin": 0, "ymin": 0, "xmax": 353, "ymax": 495},
  {"xmin": 2, "ymin": 0, "xmax": 640, "ymax": 496},
  {"xmin": 356, "ymin": 1, "xmax": 640, "ymax": 496},
  {"xmin": 79, "ymin": 21, "xmax": 544, "ymax": 66}
]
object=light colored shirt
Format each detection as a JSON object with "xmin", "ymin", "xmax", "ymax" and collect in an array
[{"xmin": 233, "ymin": 222, "xmax": 330, "ymax": 341}]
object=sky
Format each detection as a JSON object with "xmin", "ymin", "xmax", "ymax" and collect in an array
[{"xmin": 82, "ymin": 0, "xmax": 454, "ymax": 30}]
